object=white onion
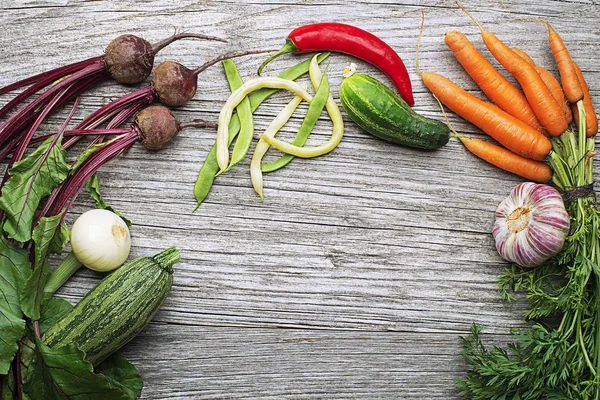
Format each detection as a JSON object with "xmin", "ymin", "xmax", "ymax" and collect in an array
[{"xmin": 71, "ymin": 209, "xmax": 131, "ymax": 272}]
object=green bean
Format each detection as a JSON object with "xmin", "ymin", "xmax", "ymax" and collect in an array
[
  {"xmin": 222, "ymin": 59, "xmax": 253, "ymax": 172},
  {"xmin": 216, "ymin": 77, "xmax": 313, "ymax": 172},
  {"xmin": 251, "ymin": 94, "xmax": 304, "ymax": 200},
  {"xmin": 262, "ymin": 57, "xmax": 343, "ymax": 159},
  {"xmin": 260, "ymin": 56, "xmax": 331, "ymax": 173},
  {"xmin": 193, "ymin": 53, "xmax": 330, "ymax": 210}
]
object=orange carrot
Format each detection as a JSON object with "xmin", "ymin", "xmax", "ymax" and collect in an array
[
  {"xmin": 512, "ymin": 47, "xmax": 572, "ymax": 124},
  {"xmin": 510, "ymin": 47, "xmax": 535, "ymax": 66},
  {"xmin": 458, "ymin": 4, "xmax": 568, "ymax": 136},
  {"xmin": 459, "ymin": 136, "xmax": 552, "ymax": 182},
  {"xmin": 444, "ymin": 31, "xmax": 545, "ymax": 134},
  {"xmin": 537, "ymin": 66, "xmax": 572, "ymax": 124},
  {"xmin": 421, "ymin": 72, "xmax": 551, "ymax": 161},
  {"xmin": 542, "ymin": 21, "xmax": 584, "ymax": 104},
  {"xmin": 572, "ymin": 62, "xmax": 598, "ymax": 136}
]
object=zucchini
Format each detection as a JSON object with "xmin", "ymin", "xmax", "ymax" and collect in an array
[
  {"xmin": 42, "ymin": 247, "xmax": 178, "ymax": 365},
  {"xmin": 340, "ymin": 73, "xmax": 450, "ymax": 150}
]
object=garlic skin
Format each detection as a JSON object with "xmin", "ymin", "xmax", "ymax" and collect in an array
[{"xmin": 493, "ymin": 182, "xmax": 570, "ymax": 268}]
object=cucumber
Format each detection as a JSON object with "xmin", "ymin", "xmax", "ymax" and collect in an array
[
  {"xmin": 42, "ymin": 247, "xmax": 178, "ymax": 366},
  {"xmin": 340, "ymin": 73, "xmax": 450, "ymax": 150}
]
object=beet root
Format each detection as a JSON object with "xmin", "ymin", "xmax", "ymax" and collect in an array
[
  {"xmin": 135, "ymin": 105, "xmax": 180, "ymax": 150},
  {"xmin": 152, "ymin": 61, "xmax": 198, "ymax": 107},
  {"xmin": 105, "ymin": 34, "xmax": 154, "ymax": 85}
]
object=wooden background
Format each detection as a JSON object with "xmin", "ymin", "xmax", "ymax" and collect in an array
[{"xmin": 1, "ymin": 0, "xmax": 599, "ymax": 398}]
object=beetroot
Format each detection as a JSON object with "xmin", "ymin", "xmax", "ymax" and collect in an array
[
  {"xmin": 0, "ymin": 31, "xmax": 226, "ymax": 165},
  {"xmin": 37, "ymin": 105, "xmax": 216, "ymax": 221},
  {"xmin": 104, "ymin": 34, "xmax": 155, "ymax": 85}
]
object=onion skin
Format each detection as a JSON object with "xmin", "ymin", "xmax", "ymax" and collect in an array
[
  {"xmin": 493, "ymin": 182, "xmax": 570, "ymax": 268},
  {"xmin": 71, "ymin": 209, "xmax": 131, "ymax": 272}
]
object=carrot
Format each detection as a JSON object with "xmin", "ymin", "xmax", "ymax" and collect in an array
[
  {"xmin": 511, "ymin": 47, "xmax": 572, "ymax": 124},
  {"xmin": 458, "ymin": 3, "xmax": 568, "ymax": 136},
  {"xmin": 459, "ymin": 136, "xmax": 552, "ymax": 182},
  {"xmin": 444, "ymin": 31, "xmax": 545, "ymax": 134},
  {"xmin": 572, "ymin": 62, "xmax": 598, "ymax": 136},
  {"xmin": 421, "ymin": 72, "xmax": 551, "ymax": 160},
  {"xmin": 416, "ymin": 13, "xmax": 551, "ymax": 161},
  {"xmin": 540, "ymin": 21, "xmax": 584, "ymax": 104},
  {"xmin": 510, "ymin": 48, "xmax": 535, "ymax": 66},
  {"xmin": 537, "ymin": 66, "xmax": 572, "ymax": 124}
]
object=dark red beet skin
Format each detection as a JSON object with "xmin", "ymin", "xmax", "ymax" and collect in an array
[
  {"xmin": 104, "ymin": 34, "xmax": 154, "ymax": 85},
  {"xmin": 135, "ymin": 105, "xmax": 179, "ymax": 150},
  {"xmin": 151, "ymin": 62, "xmax": 198, "ymax": 107}
]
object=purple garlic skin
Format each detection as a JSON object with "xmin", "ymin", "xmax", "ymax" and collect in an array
[{"xmin": 492, "ymin": 182, "xmax": 570, "ymax": 268}]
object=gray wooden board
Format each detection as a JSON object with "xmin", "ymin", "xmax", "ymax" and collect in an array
[{"xmin": 1, "ymin": 0, "xmax": 599, "ymax": 398}]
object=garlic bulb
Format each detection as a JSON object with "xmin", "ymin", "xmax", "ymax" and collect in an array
[{"xmin": 493, "ymin": 182, "xmax": 570, "ymax": 268}]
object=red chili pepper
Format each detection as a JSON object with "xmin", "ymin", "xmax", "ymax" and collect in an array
[{"xmin": 258, "ymin": 22, "xmax": 414, "ymax": 106}]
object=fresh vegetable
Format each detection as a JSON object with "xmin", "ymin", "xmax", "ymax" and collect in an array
[
  {"xmin": 511, "ymin": 47, "xmax": 573, "ymax": 124},
  {"xmin": 259, "ymin": 57, "xmax": 329, "ymax": 173},
  {"xmin": 539, "ymin": 20, "xmax": 584, "ymax": 104},
  {"xmin": 0, "ymin": 50, "xmax": 269, "ymax": 166},
  {"xmin": 193, "ymin": 53, "xmax": 330, "ymax": 208},
  {"xmin": 339, "ymin": 72, "xmax": 449, "ymax": 150},
  {"xmin": 0, "ymin": 32, "xmax": 226, "ymax": 157},
  {"xmin": 417, "ymin": 13, "xmax": 551, "ymax": 160},
  {"xmin": 418, "ymin": 70, "xmax": 551, "ymax": 160},
  {"xmin": 215, "ymin": 77, "xmax": 314, "ymax": 172},
  {"xmin": 221, "ymin": 59, "xmax": 254, "ymax": 172},
  {"xmin": 71, "ymin": 209, "xmax": 131, "ymax": 272},
  {"xmin": 572, "ymin": 62, "xmax": 598, "ymax": 137},
  {"xmin": 492, "ymin": 182, "xmax": 569, "ymax": 268},
  {"xmin": 251, "ymin": 94, "xmax": 304, "ymax": 200},
  {"xmin": 258, "ymin": 22, "xmax": 415, "ymax": 106},
  {"xmin": 458, "ymin": 24, "xmax": 600, "ymax": 397},
  {"xmin": 444, "ymin": 31, "xmax": 545, "ymax": 133},
  {"xmin": 458, "ymin": 4, "xmax": 568, "ymax": 136},
  {"xmin": 43, "ymin": 247, "xmax": 178, "ymax": 366},
  {"xmin": 260, "ymin": 57, "xmax": 344, "ymax": 159},
  {"xmin": 41, "ymin": 105, "xmax": 217, "ymax": 223},
  {"xmin": 458, "ymin": 136, "xmax": 552, "ymax": 182}
]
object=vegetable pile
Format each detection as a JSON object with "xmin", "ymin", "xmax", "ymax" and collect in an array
[
  {"xmin": 2, "ymin": 5, "xmax": 597, "ymax": 399},
  {"xmin": 415, "ymin": 5, "xmax": 600, "ymax": 399}
]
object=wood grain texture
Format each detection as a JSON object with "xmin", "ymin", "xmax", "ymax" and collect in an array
[{"xmin": 1, "ymin": 0, "xmax": 599, "ymax": 398}]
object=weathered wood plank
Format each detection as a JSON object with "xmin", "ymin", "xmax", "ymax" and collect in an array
[{"xmin": 1, "ymin": 0, "xmax": 599, "ymax": 398}]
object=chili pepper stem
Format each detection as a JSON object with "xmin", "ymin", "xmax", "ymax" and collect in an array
[{"xmin": 257, "ymin": 40, "xmax": 298, "ymax": 75}]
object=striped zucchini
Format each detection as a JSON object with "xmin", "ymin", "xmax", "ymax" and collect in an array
[
  {"xmin": 340, "ymin": 73, "xmax": 450, "ymax": 150},
  {"xmin": 42, "ymin": 247, "xmax": 178, "ymax": 365}
]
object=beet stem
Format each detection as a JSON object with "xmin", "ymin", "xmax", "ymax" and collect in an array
[
  {"xmin": 192, "ymin": 49, "xmax": 276, "ymax": 76},
  {"xmin": 178, "ymin": 119, "xmax": 218, "ymax": 130},
  {"xmin": 13, "ymin": 87, "xmax": 77, "ymax": 162},
  {"xmin": 0, "ymin": 56, "xmax": 103, "ymax": 96},
  {"xmin": 0, "ymin": 60, "xmax": 107, "ymax": 150},
  {"xmin": 47, "ymin": 132, "xmax": 137, "ymax": 217},
  {"xmin": 151, "ymin": 32, "xmax": 228, "ymax": 54}
]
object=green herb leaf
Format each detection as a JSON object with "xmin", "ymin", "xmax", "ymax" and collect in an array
[
  {"xmin": 38, "ymin": 298, "xmax": 73, "ymax": 336},
  {"xmin": 96, "ymin": 353, "xmax": 144, "ymax": 400},
  {"xmin": 0, "ymin": 135, "xmax": 70, "ymax": 243},
  {"xmin": 20, "ymin": 212, "xmax": 67, "ymax": 320},
  {"xmin": 23, "ymin": 337, "xmax": 129, "ymax": 400},
  {"xmin": 85, "ymin": 174, "xmax": 131, "ymax": 226},
  {"xmin": 0, "ymin": 237, "xmax": 31, "ymax": 374}
]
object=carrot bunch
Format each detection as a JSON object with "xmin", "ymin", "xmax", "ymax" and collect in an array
[{"xmin": 417, "ymin": 5, "xmax": 597, "ymax": 183}]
